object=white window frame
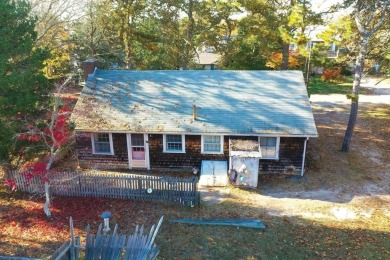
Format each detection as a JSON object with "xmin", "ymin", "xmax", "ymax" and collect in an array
[
  {"xmin": 163, "ymin": 134, "xmax": 185, "ymax": 153},
  {"xmin": 201, "ymin": 135, "xmax": 224, "ymax": 154},
  {"xmin": 259, "ymin": 136, "xmax": 280, "ymax": 160},
  {"xmin": 91, "ymin": 133, "xmax": 114, "ymax": 155}
]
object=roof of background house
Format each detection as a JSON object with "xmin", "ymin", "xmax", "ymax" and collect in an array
[
  {"xmin": 194, "ymin": 52, "xmax": 221, "ymax": 65},
  {"xmin": 71, "ymin": 69, "xmax": 318, "ymax": 136}
]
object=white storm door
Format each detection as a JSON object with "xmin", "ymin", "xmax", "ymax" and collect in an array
[{"xmin": 130, "ymin": 134, "xmax": 146, "ymax": 168}]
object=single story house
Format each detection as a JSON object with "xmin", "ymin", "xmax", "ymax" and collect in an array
[
  {"xmin": 194, "ymin": 52, "xmax": 221, "ymax": 70},
  {"xmin": 71, "ymin": 68, "xmax": 317, "ymax": 178}
]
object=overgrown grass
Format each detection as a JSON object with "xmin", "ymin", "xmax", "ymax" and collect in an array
[{"xmin": 308, "ymin": 76, "xmax": 372, "ymax": 95}]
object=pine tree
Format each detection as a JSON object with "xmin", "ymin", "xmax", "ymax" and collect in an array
[{"xmin": 0, "ymin": 0, "xmax": 48, "ymax": 177}]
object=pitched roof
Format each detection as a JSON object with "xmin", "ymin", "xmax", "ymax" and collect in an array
[
  {"xmin": 72, "ymin": 69, "xmax": 318, "ymax": 136},
  {"xmin": 194, "ymin": 52, "xmax": 221, "ymax": 65}
]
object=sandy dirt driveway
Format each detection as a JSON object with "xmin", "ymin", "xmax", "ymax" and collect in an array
[{"xmin": 255, "ymin": 92, "xmax": 390, "ymax": 222}]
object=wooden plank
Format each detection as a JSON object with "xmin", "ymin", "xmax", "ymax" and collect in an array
[
  {"xmin": 170, "ymin": 219, "xmax": 265, "ymax": 229},
  {"xmin": 0, "ymin": 256, "xmax": 43, "ymax": 260},
  {"xmin": 49, "ymin": 240, "xmax": 71, "ymax": 260}
]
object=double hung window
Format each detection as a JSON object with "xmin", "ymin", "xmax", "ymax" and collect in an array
[
  {"xmin": 202, "ymin": 135, "xmax": 223, "ymax": 154},
  {"xmin": 92, "ymin": 133, "xmax": 113, "ymax": 154},
  {"xmin": 260, "ymin": 137, "xmax": 279, "ymax": 159},
  {"xmin": 164, "ymin": 134, "xmax": 185, "ymax": 153}
]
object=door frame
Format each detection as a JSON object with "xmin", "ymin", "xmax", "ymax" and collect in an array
[{"xmin": 126, "ymin": 133, "xmax": 150, "ymax": 170}]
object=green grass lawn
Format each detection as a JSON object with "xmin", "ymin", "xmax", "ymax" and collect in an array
[{"xmin": 308, "ymin": 76, "xmax": 372, "ymax": 95}]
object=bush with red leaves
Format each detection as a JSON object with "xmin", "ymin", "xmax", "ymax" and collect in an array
[{"xmin": 321, "ymin": 68, "xmax": 343, "ymax": 82}]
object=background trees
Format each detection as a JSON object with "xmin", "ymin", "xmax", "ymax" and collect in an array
[{"xmin": 1, "ymin": 0, "xmax": 388, "ymax": 178}]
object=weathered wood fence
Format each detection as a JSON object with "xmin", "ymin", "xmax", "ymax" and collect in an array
[
  {"xmin": 51, "ymin": 216, "xmax": 163, "ymax": 260},
  {"xmin": 12, "ymin": 171, "xmax": 199, "ymax": 206}
]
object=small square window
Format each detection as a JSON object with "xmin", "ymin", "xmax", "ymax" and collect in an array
[
  {"xmin": 202, "ymin": 135, "xmax": 223, "ymax": 154},
  {"xmin": 260, "ymin": 137, "xmax": 279, "ymax": 159},
  {"xmin": 92, "ymin": 133, "xmax": 113, "ymax": 154},
  {"xmin": 164, "ymin": 134, "xmax": 185, "ymax": 153}
]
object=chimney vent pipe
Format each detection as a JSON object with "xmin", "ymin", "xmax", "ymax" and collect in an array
[{"xmin": 193, "ymin": 105, "xmax": 197, "ymax": 121}]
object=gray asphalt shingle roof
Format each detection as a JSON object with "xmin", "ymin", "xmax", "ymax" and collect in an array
[{"xmin": 72, "ymin": 69, "xmax": 318, "ymax": 136}]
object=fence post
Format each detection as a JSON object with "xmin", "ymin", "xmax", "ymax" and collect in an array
[
  {"xmin": 75, "ymin": 236, "xmax": 80, "ymax": 259},
  {"xmin": 69, "ymin": 217, "xmax": 75, "ymax": 260},
  {"xmin": 138, "ymin": 179, "xmax": 142, "ymax": 198}
]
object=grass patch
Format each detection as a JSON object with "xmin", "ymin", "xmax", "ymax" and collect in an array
[{"xmin": 308, "ymin": 76, "xmax": 372, "ymax": 95}]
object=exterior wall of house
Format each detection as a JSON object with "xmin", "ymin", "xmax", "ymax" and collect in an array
[
  {"xmin": 259, "ymin": 137, "xmax": 305, "ymax": 174},
  {"xmin": 75, "ymin": 132, "xmax": 306, "ymax": 175},
  {"xmin": 76, "ymin": 132, "xmax": 129, "ymax": 169},
  {"xmin": 148, "ymin": 134, "xmax": 229, "ymax": 170}
]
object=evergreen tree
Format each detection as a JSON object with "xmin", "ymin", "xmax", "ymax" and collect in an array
[{"xmin": 0, "ymin": 0, "xmax": 48, "ymax": 177}]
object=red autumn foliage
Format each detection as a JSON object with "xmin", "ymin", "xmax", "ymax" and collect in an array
[
  {"xmin": 321, "ymin": 68, "xmax": 343, "ymax": 81},
  {"xmin": 18, "ymin": 134, "xmax": 41, "ymax": 142},
  {"xmin": 14, "ymin": 95, "xmax": 75, "ymax": 190},
  {"xmin": 4, "ymin": 179, "xmax": 17, "ymax": 191},
  {"xmin": 266, "ymin": 51, "xmax": 303, "ymax": 69},
  {"xmin": 20, "ymin": 162, "xmax": 49, "ymax": 183}
]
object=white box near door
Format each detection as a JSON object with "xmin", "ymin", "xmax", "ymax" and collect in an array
[{"xmin": 199, "ymin": 160, "xmax": 228, "ymax": 187}]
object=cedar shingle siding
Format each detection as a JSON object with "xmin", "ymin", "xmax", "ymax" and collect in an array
[
  {"xmin": 260, "ymin": 138, "xmax": 305, "ymax": 174},
  {"xmin": 148, "ymin": 135, "xmax": 229, "ymax": 170},
  {"xmin": 76, "ymin": 133, "xmax": 305, "ymax": 174},
  {"xmin": 77, "ymin": 133, "xmax": 129, "ymax": 169}
]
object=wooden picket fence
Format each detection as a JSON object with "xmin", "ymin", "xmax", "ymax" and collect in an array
[
  {"xmin": 12, "ymin": 171, "xmax": 199, "ymax": 206},
  {"xmin": 50, "ymin": 216, "xmax": 163, "ymax": 260}
]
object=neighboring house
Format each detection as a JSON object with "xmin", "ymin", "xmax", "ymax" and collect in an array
[
  {"xmin": 193, "ymin": 52, "xmax": 221, "ymax": 70},
  {"xmin": 71, "ymin": 67, "xmax": 318, "ymax": 178},
  {"xmin": 289, "ymin": 41, "xmax": 340, "ymax": 59}
]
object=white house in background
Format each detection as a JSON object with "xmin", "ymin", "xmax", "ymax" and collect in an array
[{"xmin": 194, "ymin": 46, "xmax": 221, "ymax": 70}]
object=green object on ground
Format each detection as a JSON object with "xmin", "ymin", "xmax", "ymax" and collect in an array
[{"xmin": 170, "ymin": 219, "xmax": 265, "ymax": 229}]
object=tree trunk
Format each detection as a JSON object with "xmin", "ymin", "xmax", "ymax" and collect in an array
[
  {"xmin": 341, "ymin": 100, "xmax": 359, "ymax": 152},
  {"xmin": 281, "ymin": 42, "xmax": 289, "ymax": 70},
  {"xmin": 44, "ymin": 181, "xmax": 51, "ymax": 217},
  {"xmin": 182, "ymin": 0, "xmax": 194, "ymax": 70},
  {"xmin": 1, "ymin": 161, "xmax": 15, "ymax": 180},
  {"xmin": 43, "ymin": 153, "xmax": 55, "ymax": 217},
  {"xmin": 341, "ymin": 38, "xmax": 368, "ymax": 152}
]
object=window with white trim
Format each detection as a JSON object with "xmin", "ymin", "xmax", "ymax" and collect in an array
[
  {"xmin": 164, "ymin": 134, "xmax": 185, "ymax": 153},
  {"xmin": 260, "ymin": 137, "xmax": 279, "ymax": 159},
  {"xmin": 92, "ymin": 133, "xmax": 113, "ymax": 154},
  {"xmin": 202, "ymin": 135, "xmax": 223, "ymax": 154}
]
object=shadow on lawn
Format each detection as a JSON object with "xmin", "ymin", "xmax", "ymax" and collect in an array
[
  {"xmin": 1, "ymin": 187, "xmax": 389, "ymax": 259},
  {"xmin": 157, "ymin": 201, "xmax": 390, "ymax": 259},
  {"xmin": 0, "ymin": 235, "xmax": 62, "ymax": 259}
]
